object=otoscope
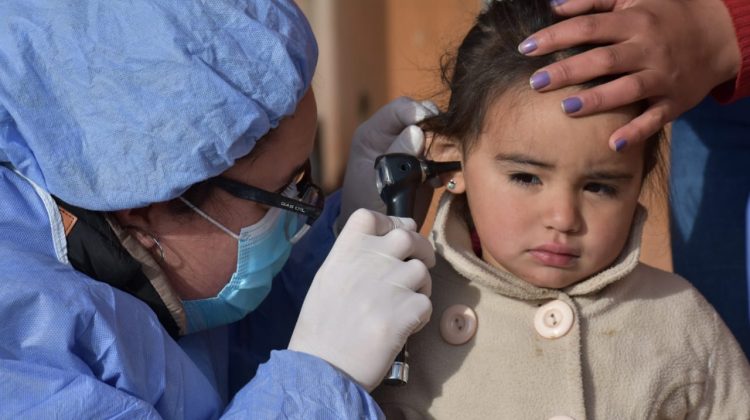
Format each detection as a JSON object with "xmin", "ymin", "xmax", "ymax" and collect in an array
[{"xmin": 374, "ymin": 153, "xmax": 461, "ymax": 385}]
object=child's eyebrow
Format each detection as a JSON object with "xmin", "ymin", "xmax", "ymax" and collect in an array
[
  {"xmin": 496, "ymin": 153, "xmax": 635, "ymax": 180},
  {"xmin": 584, "ymin": 170, "xmax": 634, "ymax": 181},
  {"xmin": 495, "ymin": 153, "xmax": 553, "ymax": 169}
]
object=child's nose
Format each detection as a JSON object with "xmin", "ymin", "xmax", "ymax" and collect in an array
[{"xmin": 543, "ymin": 193, "xmax": 582, "ymax": 234}]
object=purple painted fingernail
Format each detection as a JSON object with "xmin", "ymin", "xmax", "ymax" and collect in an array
[
  {"xmin": 518, "ymin": 38, "xmax": 538, "ymax": 54},
  {"xmin": 561, "ymin": 97, "xmax": 583, "ymax": 114},
  {"xmin": 550, "ymin": 0, "xmax": 567, "ymax": 6},
  {"xmin": 614, "ymin": 138, "xmax": 628, "ymax": 152},
  {"xmin": 530, "ymin": 71, "xmax": 550, "ymax": 90}
]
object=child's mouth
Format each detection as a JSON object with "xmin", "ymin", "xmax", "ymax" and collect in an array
[{"xmin": 528, "ymin": 244, "xmax": 580, "ymax": 268}]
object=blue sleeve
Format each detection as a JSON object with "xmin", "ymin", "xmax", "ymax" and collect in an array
[
  {"xmin": 0, "ymin": 362, "xmax": 163, "ymax": 420},
  {"xmin": 226, "ymin": 192, "xmax": 341, "ymax": 393},
  {"xmin": 0, "ymin": 254, "xmax": 225, "ymax": 420},
  {"xmin": 223, "ymin": 350, "xmax": 384, "ymax": 420}
]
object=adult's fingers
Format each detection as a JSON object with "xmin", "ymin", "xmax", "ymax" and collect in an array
[
  {"xmin": 343, "ymin": 209, "xmax": 418, "ymax": 237},
  {"xmin": 385, "ymin": 258, "xmax": 433, "ymax": 297},
  {"xmin": 550, "ymin": 0, "xmax": 619, "ymax": 15},
  {"xmin": 519, "ymin": 11, "xmax": 632, "ymax": 56},
  {"xmin": 382, "ymin": 228, "xmax": 436, "ymax": 267},
  {"xmin": 530, "ymin": 43, "xmax": 650, "ymax": 91},
  {"xmin": 557, "ymin": 69, "xmax": 663, "ymax": 116},
  {"xmin": 399, "ymin": 292, "xmax": 433, "ymax": 335},
  {"xmin": 385, "ymin": 125, "xmax": 426, "ymax": 156},
  {"xmin": 419, "ymin": 100, "xmax": 439, "ymax": 116},
  {"xmin": 606, "ymin": 100, "xmax": 672, "ymax": 151},
  {"xmin": 364, "ymin": 97, "xmax": 438, "ymax": 137}
]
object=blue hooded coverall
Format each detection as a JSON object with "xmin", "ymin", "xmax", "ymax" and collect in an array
[{"xmin": 0, "ymin": 0, "xmax": 383, "ymax": 418}]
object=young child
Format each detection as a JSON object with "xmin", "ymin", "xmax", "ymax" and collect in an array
[{"xmin": 372, "ymin": 0, "xmax": 750, "ymax": 418}]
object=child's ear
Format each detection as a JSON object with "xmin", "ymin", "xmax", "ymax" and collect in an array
[{"xmin": 425, "ymin": 134, "xmax": 465, "ymax": 194}]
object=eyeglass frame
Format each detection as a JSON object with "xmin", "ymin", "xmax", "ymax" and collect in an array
[{"xmin": 206, "ymin": 160, "xmax": 324, "ymax": 228}]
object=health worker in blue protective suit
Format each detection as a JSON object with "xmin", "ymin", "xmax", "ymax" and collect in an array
[
  {"xmin": 0, "ymin": 1, "xmax": 438, "ymax": 418},
  {"xmin": 516, "ymin": 0, "xmax": 750, "ymax": 355}
]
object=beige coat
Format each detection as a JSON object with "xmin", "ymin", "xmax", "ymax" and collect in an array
[{"xmin": 373, "ymin": 194, "xmax": 750, "ymax": 419}]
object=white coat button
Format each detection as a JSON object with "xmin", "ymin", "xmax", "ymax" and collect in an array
[
  {"xmin": 534, "ymin": 300, "xmax": 574, "ymax": 339},
  {"xmin": 549, "ymin": 416, "xmax": 575, "ymax": 420},
  {"xmin": 439, "ymin": 304, "xmax": 478, "ymax": 345}
]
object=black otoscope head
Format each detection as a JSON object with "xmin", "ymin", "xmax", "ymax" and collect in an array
[
  {"xmin": 375, "ymin": 154, "xmax": 423, "ymax": 218},
  {"xmin": 374, "ymin": 153, "xmax": 461, "ymax": 218}
]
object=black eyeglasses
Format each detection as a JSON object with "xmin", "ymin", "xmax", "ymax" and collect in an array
[{"xmin": 208, "ymin": 160, "xmax": 324, "ymax": 243}]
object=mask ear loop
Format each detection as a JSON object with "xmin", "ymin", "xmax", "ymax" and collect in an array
[
  {"xmin": 124, "ymin": 225, "xmax": 166, "ymax": 262},
  {"xmin": 280, "ymin": 183, "xmax": 311, "ymax": 245},
  {"xmin": 289, "ymin": 223, "xmax": 310, "ymax": 245},
  {"xmin": 179, "ymin": 197, "xmax": 240, "ymax": 240},
  {"xmin": 279, "ymin": 204, "xmax": 310, "ymax": 245}
]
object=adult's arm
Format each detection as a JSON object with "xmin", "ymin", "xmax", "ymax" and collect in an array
[{"xmin": 519, "ymin": 0, "xmax": 748, "ymax": 150}]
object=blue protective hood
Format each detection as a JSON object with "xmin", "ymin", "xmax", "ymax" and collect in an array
[{"xmin": 0, "ymin": 0, "xmax": 317, "ymax": 210}]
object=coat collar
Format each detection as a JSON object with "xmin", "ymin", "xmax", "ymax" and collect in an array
[{"xmin": 430, "ymin": 193, "xmax": 646, "ymax": 299}]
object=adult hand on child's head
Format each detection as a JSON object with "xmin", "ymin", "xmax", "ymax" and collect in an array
[{"xmin": 519, "ymin": 0, "xmax": 741, "ymax": 151}]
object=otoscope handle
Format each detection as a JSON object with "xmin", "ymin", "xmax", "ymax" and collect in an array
[
  {"xmin": 384, "ymin": 194, "xmax": 412, "ymax": 386},
  {"xmin": 384, "ymin": 347, "xmax": 409, "ymax": 386}
]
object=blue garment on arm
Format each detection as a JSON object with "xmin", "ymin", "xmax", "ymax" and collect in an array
[{"xmin": 224, "ymin": 351, "xmax": 383, "ymax": 420}]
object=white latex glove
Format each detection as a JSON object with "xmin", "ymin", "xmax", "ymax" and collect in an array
[
  {"xmin": 288, "ymin": 208, "xmax": 435, "ymax": 392},
  {"xmin": 339, "ymin": 97, "xmax": 439, "ymax": 228}
]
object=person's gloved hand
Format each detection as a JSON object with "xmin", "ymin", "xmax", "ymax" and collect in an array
[
  {"xmin": 288, "ymin": 209, "xmax": 434, "ymax": 392},
  {"xmin": 518, "ymin": 0, "xmax": 741, "ymax": 151},
  {"xmin": 339, "ymin": 97, "xmax": 438, "ymax": 229}
]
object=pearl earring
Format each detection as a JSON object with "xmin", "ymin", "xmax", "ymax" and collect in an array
[{"xmin": 447, "ymin": 179, "xmax": 457, "ymax": 190}]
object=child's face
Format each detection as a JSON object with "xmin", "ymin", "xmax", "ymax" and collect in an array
[{"xmin": 458, "ymin": 87, "xmax": 645, "ymax": 289}]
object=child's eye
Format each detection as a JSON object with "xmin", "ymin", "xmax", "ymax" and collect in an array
[
  {"xmin": 509, "ymin": 173, "xmax": 541, "ymax": 186},
  {"xmin": 584, "ymin": 182, "xmax": 618, "ymax": 197}
]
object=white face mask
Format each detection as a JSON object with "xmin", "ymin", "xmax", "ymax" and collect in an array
[{"xmin": 178, "ymin": 186, "xmax": 300, "ymax": 333}]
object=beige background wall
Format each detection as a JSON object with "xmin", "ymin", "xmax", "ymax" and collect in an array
[{"xmin": 298, "ymin": 0, "xmax": 672, "ymax": 271}]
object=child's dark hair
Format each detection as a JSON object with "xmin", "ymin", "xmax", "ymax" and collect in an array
[{"xmin": 422, "ymin": 0, "xmax": 665, "ymax": 185}]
